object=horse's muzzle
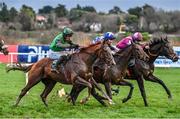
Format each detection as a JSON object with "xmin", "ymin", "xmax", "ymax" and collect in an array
[{"xmin": 172, "ymin": 55, "xmax": 179, "ymax": 62}]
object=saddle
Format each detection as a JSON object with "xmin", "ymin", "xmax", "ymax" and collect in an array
[
  {"xmin": 51, "ymin": 55, "xmax": 71, "ymax": 72},
  {"xmin": 60, "ymin": 55, "xmax": 71, "ymax": 65}
]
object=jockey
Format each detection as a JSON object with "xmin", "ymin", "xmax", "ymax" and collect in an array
[
  {"xmin": 92, "ymin": 32, "xmax": 118, "ymax": 53},
  {"xmin": 92, "ymin": 32, "xmax": 116, "ymax": 77},
  {"xmin": 92, "ymin": 35, "xmax": 104, "ymax": 44},
  {"xmin": 49, "ymin": 27, "xmax": 79, "ymax": 73},
  {"xmin": 116, "ymin": 32, "xmax": 149, "ymax": 49},
  {"xmin": 116, "ymin": 32, "xmax": 149, "ymax": 67}
]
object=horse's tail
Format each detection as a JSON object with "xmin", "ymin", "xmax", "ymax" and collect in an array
[{"xmin": 6, "ymin": 63, "xmax": 34, "ymax": 73}]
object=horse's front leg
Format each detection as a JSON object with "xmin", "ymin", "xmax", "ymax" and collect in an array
[
  {"xmin": 104, "ymin": 82, "xmax": 112, "ymax": 99},
  {"xmin": 116, "ymin": 79, "xmax": 134, "ymax": 103},
  {"xmin": 144, "ymin": 74, "xmax": 172, "ymax": 99},
  {"xmin": 136, "ymin": 75, "xmax": 148, "ymax": 106},
  {"xmin": 91, "ymin": 77, "xmax": 114, "ymax": 104},
  {"xmin": 71, "ymin": 83, "xmax": 107, "ymax": 106}
]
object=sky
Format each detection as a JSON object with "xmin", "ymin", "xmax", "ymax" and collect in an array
[{"xmin": 1, "ymin": 0, "xmax": 180, "ymax": 13}]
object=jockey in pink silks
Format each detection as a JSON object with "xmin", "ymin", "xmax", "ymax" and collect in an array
[
  {"xmin": 111, "ymin": 32, "xmax": 149, "ymax": 95},
  {"xmin": 116, "ymin": 32, "xmax": 149, "ymax": 66},
  {"xmin": 116, "ymin": 32, "xmax": 149, "ymax": 49},
  {"xmin": 116, "ymin": 32, "xmax": 143, "ymax": 49}
]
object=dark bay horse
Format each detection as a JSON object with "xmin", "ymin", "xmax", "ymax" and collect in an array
[
  {"xmin": 69, "ymin": 42, "xmax": 149, "ymax": 104},
  {"xmin": 124, "ymin": 36, "xmax": 179, "ymax": 106},
  {"xmin": 12, "ymin": 42, "xmax": 115, "ymax": 106},
  {"xmin": 0, "ymin": 40, "xmax": 9, "ymax": 55}
]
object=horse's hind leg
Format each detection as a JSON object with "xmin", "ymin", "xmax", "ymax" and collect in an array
[
  {"xmin": 40, "ymin": 79, "xmax": 56, "ymax": 107},
  {"xmin": 144, "ymin": 74, "xmax": 172, "ymax": 99},
  {"xmin": 15, "ymin": 74, "xmax": 42, "ymax": 106},
  {"xmin": 117, "ymin": 79, "xmax": 134, "ymax": 103},
  {"xmin": 69, "ymin": 85, "xmax": 86, "ymax": 103},
  {"xmin": 90, "ymin": 86, "xmax": 107, "ymax": 106},
  {"xmin": 91, "ymin": 78, "xmax": 114, "ymax": 104}
]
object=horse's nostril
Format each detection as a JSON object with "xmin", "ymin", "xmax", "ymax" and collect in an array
[{"xmin": 173, "ymin": 56, "xmax": 179, "ymax": 62}]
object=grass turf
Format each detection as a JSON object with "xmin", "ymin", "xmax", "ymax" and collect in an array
[{"xmin": 0, "ymin": 63, "xmax": 180, "ymax": 118}]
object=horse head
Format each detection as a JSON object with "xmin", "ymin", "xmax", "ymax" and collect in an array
[
  {"xmin": 0, "ymin": 40, "xmax": 9, "ymax": 55},
  {"xmin": 79, "ymin": 42, "xmax": 115, "ymax": 65},
  {"xmin": 97, "ymin": 43, "xmax": 116, "ymax": 65},
  {"xmin": 148, "ymin": 36, "xmax": 179, "ymax": 62}
]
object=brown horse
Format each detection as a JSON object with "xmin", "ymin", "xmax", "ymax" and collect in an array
[
  {"xmin": 0, "ymin": 40, "xmax": 9, "ymax": 55},
  {"xmin": 123, "ymin": 36, "xmax": 179, "ymax": 106},
  {"xmin": 12, "ymin": 42, "xmax": 115, "ymax": 107},
  {"xmin": 69, "ymin": 42, "xmax": 149, "ymax": 104}
]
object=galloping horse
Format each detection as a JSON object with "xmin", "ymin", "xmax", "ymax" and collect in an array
[
  {"xmin": 12, "ymin": 42, "xmax": 115, "ymax": 106},
  {"xmin": 124, "ymin": 36, "xmax": 179, "ymax": 106},
  {"xmin": 0, "ymin": 40, "xmax": 9, "ymax": 55},
  {"xmin": 69, "ymin": 42, "xmax": 149, "ymax": 104}
]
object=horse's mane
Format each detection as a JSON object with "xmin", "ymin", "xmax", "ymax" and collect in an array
[
  {"xmin": 148, "ymin": 36, "xmax": 169, "ymax": 46},
  {"xmin": 79, "ymin": 42, "xmax": 101, "ymax": 52}
]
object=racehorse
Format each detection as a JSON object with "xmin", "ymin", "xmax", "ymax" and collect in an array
[
  {"xmin": 69, "ymin": 42, "xmax": 149, "ymax": 104},
  {"xmin": 12, "ymin": 42, "xmax": 116, "ymax": 107},
  {"xmin": 123, "ymin": 36, "xmax": 179, "ymax": 106},
  {"xmin": 0, "ymin": 40, "xmax": 9, "ymax": 55}
]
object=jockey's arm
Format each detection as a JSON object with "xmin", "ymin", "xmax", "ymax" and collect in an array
[
  {"xmin": 108, "ymin": 44, "xmax": 118, "ymax": 51},
  {"xmin": 56, "ymin": 42, "xmax": 71, "ymax": 49},
  {"xmin": 141, "ymin": 42, "xmax": 150, "ymax": 50},
  {"xmin": 57, "ymin": 40, "xmax": 79, "ymax": 49}
]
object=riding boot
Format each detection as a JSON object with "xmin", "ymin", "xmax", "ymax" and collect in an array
[{"xmin": 51, "ymin": 56, "xmax": 64, "ymax": 74}]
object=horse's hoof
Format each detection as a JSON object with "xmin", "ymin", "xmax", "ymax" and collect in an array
[
  {"xmin": 43, "ymin": 101, "xmax": 48, "ymax": 107},
  {"xmin": 145, "ymin": 104, "xmax": 149, "ymax": 107},
  {"xmin": 168, "ymin": 97, "xmax": 173, "ymax": 101},
  {"xmin": 109, "ymin": 100, "xmax": 115, "ymax": 105},
  {"xmin": 80, "ymin": 99, "xmax": 85, "ymax": 104},
  {"xmin": 80, "ymin": 98, "xmax": 89, "ymax": 104},
  {"xmin": 13, "ymin": 103, "xmax": 19, "ymax": 107},
  {"xmin": 168, "ymin": 95, "xmax": 173, "ymax": 100},
  {"xmin": 122, "ymin": 98, "xmax": 128, "ymax": 103},
  {"xmin": 44, "ymin": 103, "xmax": 48, "ymax": 107}
]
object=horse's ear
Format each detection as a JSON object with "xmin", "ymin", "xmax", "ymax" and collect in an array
[
  {"xmin": 164, "ymin": 36, "xmax": 168, "ymax": 42},
  {"xmin": 162, "ymin": 36, "xmax": 168, "ymax": 43}
]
